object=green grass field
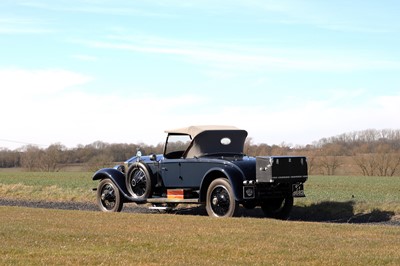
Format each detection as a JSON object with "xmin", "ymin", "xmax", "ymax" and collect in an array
[
  {"xmin": 295, "ymin": 175, "xmax": 400, "ymax": 221},
  {"xmin": 0, "ymin": 172, "xmax": 400, "ymax": 265},
  {"xmin": 1, "ymin": 172, "xmax": 399, "ymax": 216},
  {"xmin": 0, "ymin": 172, "xmax": 94, "ymax": 202},
  {"xmin": 1, "ymin": 206, "xmax": 399, "ymax": 265}
]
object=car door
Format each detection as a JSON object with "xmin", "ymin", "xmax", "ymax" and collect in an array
[
  {"xmin": 159, "ymin": 158, "xmax": 208, "ymax": 188},
  {"xmin": 159, "ymin": 158, "xmax": 184, "ymax": 188},
  {"xmin": 179, "ymin": 159, "xmax": 210, "ymax": 187}
]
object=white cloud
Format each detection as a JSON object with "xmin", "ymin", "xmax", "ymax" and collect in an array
[
  {"xmin": 242, "ymin": 93, "xmax": 400, "ymax": 145},
  {"xmin": 0, "ymin": 68, "xmax": 208, "ymax": 148},
  {"xmin": 1, "ymin": 67, "xmax": 399, "ymax": 149},
  {"xmin": 81, "ymin": 35, "xmax": 400, "ymax": 73},
  {"xmin": 0, "ymin": 17, "xmax": 53, "ymax": 34},
  {"xmin": 0, "ymin": 68, "xmax": 92, "ymax": 96},
  {"xmin": 245, "ymin": 0, "xmax": 398, "ymax": 33},
  {"xmin": 19, "ymin": 1, "xmax": 172, "ymax": 18},
  {"xmin": 162, "ymin": 91, "xmax": 400, "ymax": 146}
]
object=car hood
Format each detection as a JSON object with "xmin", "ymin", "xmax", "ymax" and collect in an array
[{"xmin": 125, "ymin": 154, "xmax": 164, "ymax": 165}]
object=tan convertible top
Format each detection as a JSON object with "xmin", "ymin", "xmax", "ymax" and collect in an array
[
  {"xmin": 165, "ymin": 125, "xmax": 248, "ymax": 158},
  {"xmin": 165, "ymin": 125, "xmax": 243, "ymax": 139}
]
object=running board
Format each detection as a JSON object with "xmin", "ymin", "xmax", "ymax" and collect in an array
[
  {"xmin": 147, "ymin": 198, "xmax": 200, "ymax": 204},
  {"xmin": 148, "ymin": 206, "xmax": 172, "ymax": 211}
]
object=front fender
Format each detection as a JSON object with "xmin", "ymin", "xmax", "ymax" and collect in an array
[{"xmin": 92, "ymin": 168, "xmax": 145, "ymax": 203}]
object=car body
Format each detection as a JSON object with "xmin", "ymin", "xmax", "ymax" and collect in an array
[{"xmin": 93, "ymin": 125, "xmax": 308, "ymax": 218}]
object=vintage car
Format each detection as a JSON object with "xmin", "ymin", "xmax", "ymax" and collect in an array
[{"xmin": 92, "ymin": 125, "xmax": 308, "ymax": 218}]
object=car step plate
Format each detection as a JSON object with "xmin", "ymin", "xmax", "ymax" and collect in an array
[
  {"xmin": 147, "ymin": 198, "xmax": 200, "ymax": 204},
  {"xmin": 148, "ymin": 206, "xmax": 172, "ymax": 211}
]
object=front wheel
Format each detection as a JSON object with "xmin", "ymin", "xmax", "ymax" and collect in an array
[
  {"xmin": 261, "ymin": 196, "xmax": 294, "ymax": 220},
  {"xmin": 206, "ymin": 178, "xmax": 239, "ymax": 217},
  {"xmin": 96, "ymin": 179, "xmax": 123, "ymax": 212}
]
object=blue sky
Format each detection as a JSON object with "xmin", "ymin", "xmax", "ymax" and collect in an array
[{"xmin": 1, "ymin": 0, "xmax": 399, "ymax": 149}]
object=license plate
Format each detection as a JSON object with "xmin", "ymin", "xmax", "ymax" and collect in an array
[{"xmin": 292, "ymin": 183, "xmax": 305, "ymax": 197}]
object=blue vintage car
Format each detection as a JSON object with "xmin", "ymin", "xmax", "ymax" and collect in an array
[{"xmin": 93, "ymin": 125, "xmax": 308, "ymax": 218}]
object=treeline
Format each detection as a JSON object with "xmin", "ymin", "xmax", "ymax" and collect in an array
[
  {"xmin": 250, "ymin": 128, "xmax": 399, "ymax": 177},
  {"xmin": 0, "ymin": 141, "xmax": 164, "ymax": 172},
  {"xmin": 244, "ymin": 128, "xmax": 399, "ymax": 176},
  {"xmin": 1, "ymin": 129, "xmax": 399, "ymax": 176}
]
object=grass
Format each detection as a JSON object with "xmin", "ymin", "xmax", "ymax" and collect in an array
[
  {"xmin": 0, "ymin": 172, "xmax": 400, "ymax": 264},
  {"xmin": 0, "ymin": 172, "xmax": 399, "ymax": 216},
  {"xmin": 303, "ymin": 175, "xmax": 400, "ymax": 203},
  {"xmin": 1, "ymin": 206, "xmax": 399, "ymax": 265},
  {"xmin": 0, "ymin": 172, "xmax": 94, "ymax": 202},
  {"xmin": 296, "ymin": 175, "xmax": 400, "ymax": 215}
]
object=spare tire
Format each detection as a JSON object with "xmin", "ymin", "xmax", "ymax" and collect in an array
[{"xmin": 126, "ymin": 163, "xmax": 152, "ymax": 201}]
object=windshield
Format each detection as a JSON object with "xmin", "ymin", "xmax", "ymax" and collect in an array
[{"xmin": 164, "ymin": 134, "xmax": 191, "ymax": 159}]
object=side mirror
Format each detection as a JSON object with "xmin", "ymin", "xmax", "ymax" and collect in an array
[{"xmin": 149, "ymin": 153, "xmax": 157, "ymax": 161}]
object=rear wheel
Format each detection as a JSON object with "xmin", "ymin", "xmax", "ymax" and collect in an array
[
  {"xmin": 126, "ymin": 164, "xmax": 152, "ymax": 200},
  {"xmin": 97, "ymin": 179, "xmax": 123, "ymax": 212},
  {"xmin": 261, "ymin": 196, "xmax": 293, "ymax": 220},
  {"xmin": 206, "ymin": 178, "xmax": 239, "ymax": 217}
]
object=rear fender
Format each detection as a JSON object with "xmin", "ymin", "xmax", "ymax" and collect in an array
[
  {"xmin": 92, "ymin": 168, "xmax": 145, "ymax": 203},
  {"xmin": 199, "ymin": 167, "xmax": 244, "ymax": 202}
]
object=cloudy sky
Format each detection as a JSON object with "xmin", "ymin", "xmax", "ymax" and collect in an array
[{"xmin": 1, "ymin": 0, "xmax": 399, "ymax": 149}]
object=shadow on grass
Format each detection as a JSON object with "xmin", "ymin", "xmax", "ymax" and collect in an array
[
  {"xmin": 289, "ymin": 201, "xmax": 395, "ymax": 223},
  {"xmin": 173, "ymin": 201, "xmax": 396, "ymax": 224}
]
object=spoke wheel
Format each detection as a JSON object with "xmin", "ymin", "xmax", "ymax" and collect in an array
[
  {"xmin": 97, "ymin": 179, "xmax": 123, "ymax": 212},
  {"xmin": 261, "ymin": 196, "xmax": 294, "ymax": 220},
  {"xmin": 126, "ymin": 165, "xmax": 151, "ymax": 200},
  {"xmin": 206, "ymin": 178, "xmax": 238, "ymax": 217}
]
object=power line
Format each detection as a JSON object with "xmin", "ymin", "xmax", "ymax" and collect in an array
[{"xmin": 0, "ymin": 138, "xmax": 47, "ymax": 147}]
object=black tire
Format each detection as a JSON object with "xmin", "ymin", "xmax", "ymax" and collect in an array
[
  {"xmin": 126, "ymin": 164, "xmax": 152, "ymax": 200},
  {"xmin": 261, "ymin": 196, "xmax": 294, "ymax": 220},
  {"xmin": 96, "ymin": 179, "xmax": 123, "ymax": 212},
  {"xmin": 206, "ymin": 178, "xmax": 239, "ymax": 217}
]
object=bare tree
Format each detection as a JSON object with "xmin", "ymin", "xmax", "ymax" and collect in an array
[
  {"xmin": 0, "ymin": 148, "xmax": 20, "ymax": 168},
  {"xmin": 353, "ymin": 154, "xmax": 376, "ymax": 176},
  {"xmin": 86, "ymin": 154, "xmax": 114, "ymax": 172},
  {"xmin": 374, "ymin": 144, "xmax": 400, "ymax": 176},
  {"xmin": 20, "ymin": 145, "xmax": 42, "ymax": 171},
  {"xmin": 39, "ymin": 143, "xmax": 66, "ymax": 172},
  {"xmin": 353, "ymin": 143, "xmax": 400, "ymax": 176},
  {"xmin": 301, "ymin": 150, "xmax": 318, "ymax": 175},
  {"xmin": 317, "ymin": 143, "xmax": 343, "ymax": 175}
]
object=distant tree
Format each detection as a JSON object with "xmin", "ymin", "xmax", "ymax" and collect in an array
[
  {"xmin": 354, "ymin": 144, "xmax": 400, "ymax": 176},
  {"xmin": 4, "ymin": 128, "xmax": 400, "ymax": 176},
  {"xmin": 317, "ymin": 143, "xmax": 343, "ymax": 175},
  {"xmin": 375, "ymin": 151, "xmax": 400, "ymax": 176},
  {"xmin": 39, "ymin": 143, "xmax": 66, "ymax": 172},
  {"xmin": 255, "ymin": 143, "xmax": 272, "ymax": 156},
  {"xmin": 0, "ymin": 148, "xmax": 20, "ymax": 168},
  {"xmin": 318, "ymin": 155, "xmax": 342, "ymax": 175},
  {"xmin": 270, "ymin": 143, "xmax": 291, "ymax": 156},
  {"xmin": 86, "ymin": 154, "xmax": 114, "ymax": 172},
  {"xmin": 301, "ymin": 149, "xmax": 318, "ymax": 175},
  {"xmin": 353, "ymin": 154, "xmax": 375, "ymax": 176},
  {"xmin": 244, "ymin": 138, "xmax": 256, "ymax": 156},
  {"xmin": 20, "ymin": 145, "xmax": 42, "ymax": 171}
]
